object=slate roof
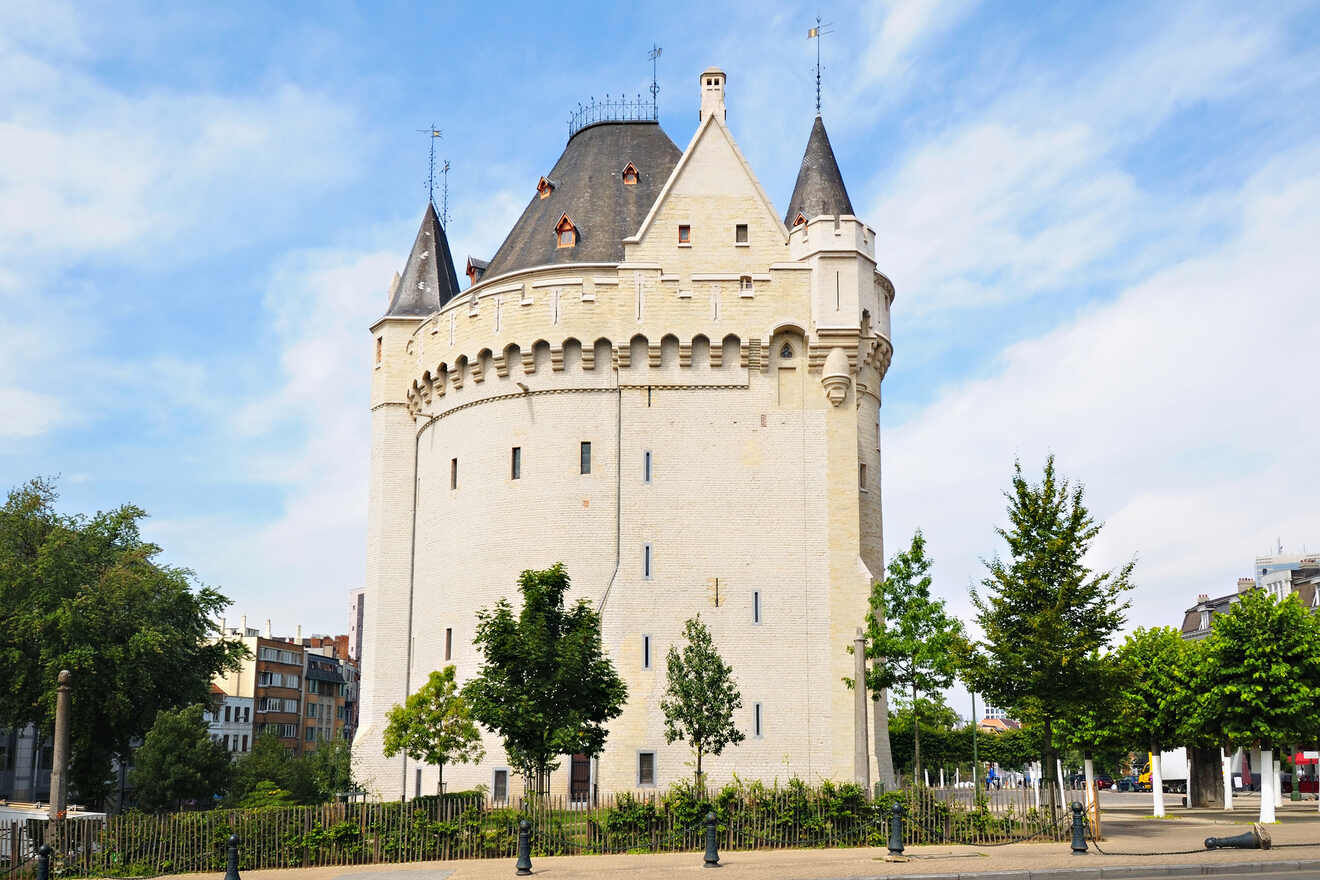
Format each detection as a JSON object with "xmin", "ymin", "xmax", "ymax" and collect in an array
[
  {"xmin": 483, "ymin": 121, "xmax": 681, "ymax": 279},
  {"xmin": 784, "ymin": 115, "xmax": 854, "ymax": 226},
  {"xmin": 386, "ymin": 201, "xmax": 461, "ymax": 316}
]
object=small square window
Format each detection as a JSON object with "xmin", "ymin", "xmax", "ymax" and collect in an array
[
  {"xmin": 511, "ymin": 446, "xmax": 522, "ymax": 480},
  {"xmin": 638, "ymin": 751, "xmax": 656, "ymax": 786},
  {"xmin": 678, "ymin": 225, "xmax": 691, "ymax": 244},
  {"xmin": 740, "ymin": 275, "xmax": 753, "ymax": 293},
  {"xmin": 450, "ymin": 458, "xmax": 458, "ymax": 490},
  {"xmin": 580, "ymin": 441, "xmax": 592, "ymax": 474},
  {"xmin": 735, "ymin": 224, "xmax": 748, "ymax": 244},
  {"xmin": 558, "ymin": 228, "xmax": 575, "ymax": 247}
]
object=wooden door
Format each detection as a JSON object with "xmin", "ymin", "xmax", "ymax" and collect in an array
[{"xmin": 569, "ymin": 754, "xmax": 590, "ymax": 803}]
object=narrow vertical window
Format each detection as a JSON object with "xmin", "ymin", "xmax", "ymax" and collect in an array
[
  {"xmin": 859, "ymin": 462, "xmax": 867, "ymax": 489},
  {"xmin": 753, "ymin": 590, "xmax": 761, "ymax": 624},
  {"xmin": 493, "ymin": 769, "xmax": 509, "ymax": 802},
  {"xmin": 643, "ymin": 450, "xmax": 652, "ymax": 483},
  {"xmin": 450, "ymin": 458, "xmax": 458, "ymax": 490},
  {"xmin": 643, "ymin": 634, "xmax": 651, "ymax": 669},
  {"xmin": 735, "ymin": 223, "xmax": 748, "ymax": 244},
  {"xmin": 754, "ymin": 702, "xmax": 762, "ymax": 737},
  {"xmin": 445, "ymin": 627, "xmax": 453, "ymax": 661},
  {"xmin": 511, "ymin": 447, "xmax": 521, "ymax": 480},
  {"xmin": 638, "ymin": 751, "xmax": 656, "ymax": 786},
  {"xmin": 644, "ymin": 543, "xmax": 652, "ymax": 579},
  {"xmin": 580, "ymin": 441, "xmax": 592, "ymax": 474},
  {"xmin": 375, "ymin": 336, "xmax": 382, "ymax": 365}
]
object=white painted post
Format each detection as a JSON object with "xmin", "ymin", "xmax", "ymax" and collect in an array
[
  {"xmin": 940, "ymin": 768, "xmax": 945, "ymax": 789},
  {"xmin": 1083, "ymin": 756, "xmax": 1096, "ymax": 812},
  {"xmin": 1151, "ymin": 752, "xmax": 1165, "ymax": 818},
  {"xmin": 1033, "ymin": 762, "xmax": 1041, "ymax": 810},
  {"xmin": 1222, "ymin": 748, "xmax": 1233, "ymax": 811},
  {"xmin": 1260, "ymin": 748, "xmax": 1276, "ymax": 823},
  {"xmin": 1274, "ymin": 757, "xmax": 1283, "ymax": 808},
  {"xmin": 956, "ymin": 768, "xmax": 961, "ymax": 788},
  {"xmin": 924, "ymin": 768, "xmax": 930, "ymax": 788}
]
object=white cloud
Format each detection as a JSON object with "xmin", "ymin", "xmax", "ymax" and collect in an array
[{"xmin": 885, "ymin": 144, "xmax": 1320, "ymax": 641}]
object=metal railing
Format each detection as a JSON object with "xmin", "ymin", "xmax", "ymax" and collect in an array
[{"xmin": 568, "ymin": 94, "xmax": 658, "ymax": 139}]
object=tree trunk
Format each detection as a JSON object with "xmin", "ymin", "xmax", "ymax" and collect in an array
[
  {"xmin": 1222, "ymin": 748, "xmax": 1234, "ymax": 811},
  {"xmin": 1083, "ymin": 753, "xmax": 1096, "ymax": 813},
  {"xmin": 912, "ymin": 682, "xmax": 922, "ymax": 784},
  {"xmin": 1150, "ymin": 741, "xmax": 1165, "ymax": 817},
  {"xmin": 1188, "ymin": 746, "xmax": 1220, "ymax": 808},
  {"xmin": 696, "ymin": 747, "xmax": 703, "ymax": 787},
  {"xmin": 1260, "ymin": 744, "xmax": 1275, "ymax": 823},
  {"xmin": 1043, "ymin": 716, "xmax": 1059, "ymax": 815},
  {"xmin": 437, "ymin": 762, "xmax": 444, "ymax": 797}
]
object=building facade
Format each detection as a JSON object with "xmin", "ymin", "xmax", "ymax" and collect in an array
[
  {"xmin": 203, "ymin": 688, "xmax": 254, "ymax": 757},
  {"xmin": 348, "ymin": 588, "xmax": 366, "ymax": 662},
  {"xmin": 355, "ymin": 67, "xmax": 895, "ymax": 800},
  {"xmin": 1180, "ymin": 552, "xmax": 1320, "ymax": 639}
]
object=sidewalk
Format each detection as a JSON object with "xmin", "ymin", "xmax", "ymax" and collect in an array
[{"xmin": 225, "ymin": 807, "xmax": 1320, "ymax": 880}]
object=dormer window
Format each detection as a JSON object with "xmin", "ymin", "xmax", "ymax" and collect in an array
[
  {"xmin": 537, "ymin": 176, "xmax": 556, "ymax": 199},
  {"xmin": 555, "ymin": 213, "xmax": 577, "ymax": 248},
  {"xmin": 792, "ymin": 212, "xmax": 807, "ymax": 227},
  {"xmin": 621, "ymin": 162, "xmax": 639, "ymax": 185}
]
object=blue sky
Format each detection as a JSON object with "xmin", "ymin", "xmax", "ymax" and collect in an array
[{"xmin": 2, "ymin": 1, "xmax": 1318, "ymax": 662}]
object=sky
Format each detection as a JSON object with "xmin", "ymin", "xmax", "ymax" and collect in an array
[{"xmin": 2, "ymin": 0, "xmax": 1318, "ymax": 672}]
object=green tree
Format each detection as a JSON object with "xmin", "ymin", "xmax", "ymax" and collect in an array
[
  {"xmin": 660, "ymin": 616, "xmax": 745, "ymax": 784},
  {"xmin": 302, "ymin": 736, "xmax": 356, "ymax": 801},
  {"xmin": 1114, "ymin": 628, "xmax": 1195, "ymax": 815},
  {"xmin": 1197, "ymin": 589, "xmax": 1320, "ymax": 823},
  {"xmin": 860, "ymin": 530, "xmax": 964, "ymax": 783},
  {"xmin": 1055, "ymin": 651, "xmax": 1134, "ymax": 796},
  {"xmin": 962, "ymin": 458, "xmax": 1134, "ymax": 810},
  {"xmin": 0, "ymin": 479, "xmax": 247, "ymax": 806},
  {"xmin": 228, "ymin": 732, "xmax": 317, "ymax": 805},
  {"xmin": 128, "ymin": 704, "xmax": 232, "ymax": 812},
  {"xmin": 384, "ymin": 666, "xmax": 484, "ymax": 795},
  {"xmin": 464, "ymin": 564, "xmax": 627, "ymax": 794}
]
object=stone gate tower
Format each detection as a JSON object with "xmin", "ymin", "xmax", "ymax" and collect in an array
[{"xmin": 355, "ymin": 66, "xmax": 895, "ymax": 800}]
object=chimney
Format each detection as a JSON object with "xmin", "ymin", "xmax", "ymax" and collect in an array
[
  {"xmin": 1197, "ymin": 594, "xmax": 1209, "ymax": 603},
  {"xmin": 698, "ymin": 67, "xmax": 727, "ymax": 123},
  {"xmin": 1238, "ymin": 577, "xmax": 1256, "ymax": 594},
  {"xmin": 265, "ymin": 619, "xmax": 272, "ymax": 638},
  {"xmin": 220, "ymin": 616, "xmax": 226, "ymax": 634},
  {"xmin": 241, "ymin": 615, "xmax": 247, "ymax": 634},
  {"xmin": 296, "ymin": 624, "xmax": 302, "ymax": 642}
]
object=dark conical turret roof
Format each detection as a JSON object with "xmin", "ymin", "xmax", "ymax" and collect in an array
[
  {"xmin": 483, "ymin": 121, "xmax": 681, "ymax": 279},
  {"xmin": 784, "ymin": 115, "xmax": 854, "ymax": 226},
  {"xmin": 386, "ymin": 201, "xmax": 462, "ymax": 316}
]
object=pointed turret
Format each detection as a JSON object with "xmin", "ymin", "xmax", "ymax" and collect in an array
[
  {"xmin": 386, "ymin": 202, "xmax": 461, "ymax": 316},
  {"xmin": 784, "ymin": 115, "xmax": 854, "ymax": 227}
]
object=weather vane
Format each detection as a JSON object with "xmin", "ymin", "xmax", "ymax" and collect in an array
[
  {"xmin": 416, "ymin": 125, "xmax": 443, "ymax": 207},
  {"xmin": 648, "ymin": 44, "xmax": 662, "ymax": 118},
  {"xmin": 808, "ymin": 16, "xmax": 834, "ymax": 115}
]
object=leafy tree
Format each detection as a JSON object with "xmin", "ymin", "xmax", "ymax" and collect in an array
[
  {"xmin": 302, "ymin": 736, "xmax": 356, "ymax": 800},
  {"xmin": 660, "ymin": 616, "xmax": 745, "ymax": 783},
  {"xmin": 0, "ymin": 479, "xmax": 247, "ymax": 806},
  {"xmin": 228, "ymin": 732, "xmax": 313, "ymax": 805},
  {"xmin": 1114, "ymin": 628, "xmax": 1196, "ymax": 814},
  {"xmin": 1197, "ymin": 589, "xmax": 1320, "ymax": 822},
  {"xmin": 464, "ymin": 564, "xmax": 627, "ymax": 794},
  {"xmin": 962, "ymin": 458, "xmax": 1134, "ymax": 810},
  {"xmin": 128, "ymin": 705, "xmax": 231, "ymax": 812},
  {"xmin": 860, "ymin": 530, "xmax": 964, "ymax": 782},
  {"xmin": 384, "ymin": 666, "xmax": 484, "ymax": 795},
  {"xmin": 238, "ymin": 781, "xmax": 296, "ymax": 808},
  {"xmin": 1055, "ymin": 651, "xmax": 1134, "ymax": 794}
]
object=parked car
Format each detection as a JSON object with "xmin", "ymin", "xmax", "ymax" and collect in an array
[
  {"xmin": 1114, "ymin": 775, "xmax": 1145, "ymax": 792},
  {"xmin": 1095, "ymin": 775, "xmax": 1114, "ymax": 790}
]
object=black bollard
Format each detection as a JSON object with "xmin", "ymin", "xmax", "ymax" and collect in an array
[
  {"xmin": 703, "ymin": 811, "xmax": 720, "ymax": 868},
  {"xmin": 515, "ymin": 818, "xmax": 533, "ymax": 875},
  {"xmin": 887, "ymin": 802, "xmax": 905, "ymax": 857},
  {"xmin": 1070, "ymin": 802, "xmax": 1088, "ymax": 855},
  {"xmin": 36, "ymin": 844, "xmax": 51, "ymax": 880},
  {"xmin": 225, "ymin": 834, "xmax": 241, "ymax": 880},
  {"xmin": 1206, "ymin": 824, "xmax": 1271, "ymax": 851}
]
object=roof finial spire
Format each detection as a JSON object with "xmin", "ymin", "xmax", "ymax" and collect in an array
[
  {"xmin": 415, "ymin": 124, "xmax": 443, "ymax": 206},
  {"xmin": 440, "ymin": 159, "xmax": 451, "ymax": 228},
  {"xmin": 648, "ymin": 44, "xmax": 663, "ymax": 118},
  {"xmin": 808, "ymin": 16, "xmax": 833, "ymax": 116}
]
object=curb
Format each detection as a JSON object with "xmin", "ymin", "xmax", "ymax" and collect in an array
[{"xmin": 809, "ymin": 859, "xmax": 1320, "ymax": 880}]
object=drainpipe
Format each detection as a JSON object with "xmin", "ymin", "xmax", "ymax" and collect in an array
[{"xmin": 402, "ymin": 409, "xmax": 443, "ymax": 800}]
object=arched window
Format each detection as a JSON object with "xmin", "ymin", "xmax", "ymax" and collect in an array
[
  {"xmin": 779, "ymin": 342, "xmax": 793, "ymax": 360},
  {"xmin": 739, "ymin": 275, "xmax": 753, "ymax": 293},
  {"xmin": 621, "ymin": 162, "xmax": 639, "ymax": 185},
  {"xmin": 555, "ymin": 213, "xmax": 577, "ymax": 248}
]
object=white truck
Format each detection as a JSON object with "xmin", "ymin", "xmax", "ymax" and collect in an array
[{"xmin": 1139, "ymin": 747, "xmax": 1189, "ymax": 792}]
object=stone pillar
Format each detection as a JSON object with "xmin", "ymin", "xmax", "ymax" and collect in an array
[
  {"xmin": 853, "ymin": 630, "xmax": 869, "ymax": 790},
  {"xmin": 49, "ymin": 671, "xmax": 72, "ymax": 824}
]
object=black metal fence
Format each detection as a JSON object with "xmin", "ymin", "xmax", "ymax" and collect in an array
[{"xmin": 567, "ymin": 94, "xmax": 658, "ymax": 139}]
